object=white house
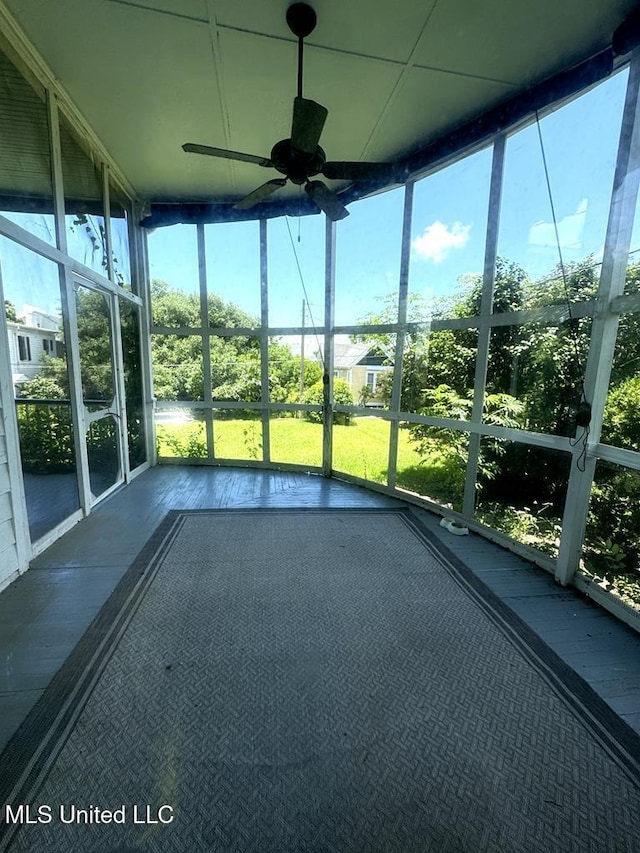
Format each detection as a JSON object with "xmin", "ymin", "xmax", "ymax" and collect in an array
[{"xmin": 6, "ymin": 304, "xmax": 61, "ymax": 392}]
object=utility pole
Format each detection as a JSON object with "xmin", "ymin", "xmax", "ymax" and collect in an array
[{"xmin": 298, "ymin": 299, "xmax": 306, "ymax": 413}]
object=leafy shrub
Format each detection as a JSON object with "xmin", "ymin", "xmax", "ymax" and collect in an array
[
  {"xmin": 19, "ymin": 374, "xmax": 66, "ymax": 400},
  {"xmin": 16, "ymin": 401, "xmax": 75, "ymax": 473},
  {"xmin": 303, "ymin": 378, "xmax": 354, "ymax": 424},
  {"xmin": 158, "ymin": 425, "xmax": 207, "ymax": 458},
  {"xmin": 584, "ymin": 468, "xmax": 640, "ymax": 580},
  {"xmin": 476, "ymin": 503, "xmax": 561, "ymax": 556}
]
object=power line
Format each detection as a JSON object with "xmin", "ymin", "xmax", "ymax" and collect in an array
[{"xmin": 535, "ymin": 111, "xmax": 591, "ymax": 469}]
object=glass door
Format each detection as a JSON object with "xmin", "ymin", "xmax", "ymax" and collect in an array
[{"xmin": 74, "ymin": 279, "xmax": 124, "ymax": 503}]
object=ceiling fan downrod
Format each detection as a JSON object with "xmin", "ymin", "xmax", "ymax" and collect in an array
[{"xmin": 286, "ymin": 3, "xmax": 317, "ymax": 100}]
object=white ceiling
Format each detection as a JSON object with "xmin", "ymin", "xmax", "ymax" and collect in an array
[{"xmin": 3, "ymin": 0, "xmax": 637, "ymax": 206}]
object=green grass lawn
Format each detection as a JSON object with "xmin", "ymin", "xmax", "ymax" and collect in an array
[{"xmin": 156, "ymin": 415, "xmax": 465, "ymax": 508}]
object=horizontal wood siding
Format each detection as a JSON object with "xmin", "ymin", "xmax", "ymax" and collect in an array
[{"xmin": 0, "ymin": 400, "xmax": 20, "ymax": 586}]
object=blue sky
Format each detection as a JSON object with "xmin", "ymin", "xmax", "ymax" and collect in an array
[
  {"xmin": 1, "ymin": 232, "xmax": 62, "ymax": 320},
  {"xmin": 2, "ymin": 66, "xmax": 632, "ymax": 331}
]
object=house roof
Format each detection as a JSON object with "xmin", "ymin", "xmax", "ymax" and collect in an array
[
  {"xmin": 311, "ymin": 335, "xmax": 392, "ymax": 370},
  {"xmin": 333, "ymin": 337, "xmax": 373, "ymax": 370}
]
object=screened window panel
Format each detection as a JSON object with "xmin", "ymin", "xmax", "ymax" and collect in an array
[
  {"xmin": 332, "ymin": 415, "xmax": 391, "ymax": 485},
  {"xmin": 60, "ymin": 112, "xmax": 107, "ymax": 276},
  {"xmin": 582, "ymin": 462, "xmax": 640, "ymax": 610},
  {"xmin": 156, "ymin": 409, "xmax": 207, "ymax": 459},
  {"xmin": 396, "ymin": 422, "xmax": 468, "ymax": 512},
  {"xmin": 409, "ymin": 147, "xmax": 492, "ymax": 320},
  {"xmin": 119, "ymin": 299, "xmax": 147, "ymax": 470},
  {"xmin": 205, "ymin": 221, "xmax": 261, "ymax": 326},
  {"xmin": 267, "ymin": 215, "xmax": 325, "ymax": 328},
  {"xmin": 334, "ymin": 188, "xmax": 404, "ymax": 326},
  {"xmin": 109, "ymin": 181, "xmax": 132, "ymax": 289},
  {"xmin": 148, "ymin": 225, "xmax": 200, "ymax": 326},
  {"xmin": 496, "ymin": 69, "xmax": 627, "ymax": 303},
  {"xmin": 475, "ymin": 441, "xmax": 570, "ymax": 559},
  {"xmin": 0, "ymin": 46, "xmax": 55, "ymax": 244}
]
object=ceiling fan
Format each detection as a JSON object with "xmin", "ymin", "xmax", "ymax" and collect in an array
[{"xmin": 182, "ymin": 2, "xmax": 401, "ymax": 220}]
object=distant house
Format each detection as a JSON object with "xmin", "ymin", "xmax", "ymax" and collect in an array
[
  {"xmin": 6, "ymin": 305, "xmax": 61, "ymax": 393},
  {"xmin": 332, "ymin": 336, "xmax": 392, "ymax": 405},
  {"xmin": 305, "ymin": 335, "xmax": 392, "ymax": 406}
]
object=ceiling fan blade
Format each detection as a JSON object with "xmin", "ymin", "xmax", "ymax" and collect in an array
[
  {"xmin": 321, "ymin": 161, "xmax": 402, "ymax": 182},
  {"xmin": 305, "ymin": 180, "xmax": 349, "ymax": 221},
  {"xmin": 233, "ymin": 178, "xmax": 288, "ymax": 210},
  {"xmin": 291, "ymin": 97, "xmax": 328, "ymax": 155},
  {"xmin": 182, "ymin": 143, "xmax": 272, "ymax": 168}
]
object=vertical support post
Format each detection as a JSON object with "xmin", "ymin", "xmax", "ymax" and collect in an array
[
  {"xmin": 133, "ymin": 207, "xmax": 156, "ymax": 466},
  {"xmin": 323, "ymin": 216, "xmax": 336, "ymax": 477},
  {"xmin": 463, "ymin": 135, "xmax": 505, "ymax": 518},
  {"xmin": 197, "ymin": 223, "xmax": 214, "ymax": 459},
  {"xmin": 556, "ymin": 56, "xmax": 640, "ymax": 585},
  {"xmin": 102, "ymin": 164, "xmax": 114, "ymax": 283},
  {"xmin": 387, "ymin": 181, "xmax": 414, "ymax": 488},
  {"xmin": 299, "ymin": 298, "xmax": 306, "ymax": 408},
  {"xmin": 62, "ymin": 271, "xmax": 92, "ymax": 514},
  {"xmin": 259, "ymin": 219, "xmax": 271, "ymax": 462},
  {"xmin": 109, "ymin": 289, "xmax": 130, "ymax": 482},
  {"xmin": 47, "ymin": 91, "xmax": 98, "ymax": 507},
  {"xmin": 46, "ymin": 90, "xmax": 67, "ymax": 255}
]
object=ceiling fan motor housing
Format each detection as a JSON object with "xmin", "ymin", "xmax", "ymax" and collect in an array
[{"xmin": 270, "ymin": 139, "xmax": 326, "ymax": 184}]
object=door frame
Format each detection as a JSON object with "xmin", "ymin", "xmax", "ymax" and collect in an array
[{"xmin": 71, "ymin": 274, "xmax": 127, "ymax": 508}]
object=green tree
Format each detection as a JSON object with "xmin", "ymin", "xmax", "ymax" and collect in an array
[
  {"xmin": 151, "ymin": 279, "xmax": 200, "ymax": 327},
  {"xmin": 150, "ymin": 280, "xmax": 318, "ymax": 404},
  {"xmin": 602, "ymin": 375, "xmax": 640, "ymax": 451},
  {"xmin": 76, "ymin": 287, "xmax": 114, "ymax": 401},
  {"xmin": 268, "ymin": 342, "xmax": 323, "ymax": 404},
  {"xmin": 5, "ymin": 300, "xmax": 18, "ymax": 322},
  {"xmin": 150, "ymin": 280, "xmax": 262, "ymax": 402}
]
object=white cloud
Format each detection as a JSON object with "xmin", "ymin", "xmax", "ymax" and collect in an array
[
  {"xmin": 528, "ymin": 198, "xmax": 588, "ymax": 250},
  {"xmin": 411, "ymin": 221, "xmax": 471, "ymax": 263}
]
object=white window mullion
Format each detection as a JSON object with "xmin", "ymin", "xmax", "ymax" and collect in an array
[
  {"xmin": 463, "ymin": 136, "xmax": 505, "ymax": 518},
  {"xmin": 387, "ymin": 181, "xmax": 413, "ymax": 488},
  {"xmin": 46, "ymin": 91, "xmax": 68, "ymax": 255},
  {"xmin": 110, "ymin": 289, "xmax": 130, "ymax": 482},
  {"xmin": 62, "ymin": 271, "xmax": 91, "ymax": 514},
  {"xmin": 323, "ymin": 216, "xmax": 336, "ymax": 476},
  {"xmin": 197, "ymin": 223, "xmax": 214, "ymax": 460},
  {"xmin": 260, "ymin": 219, "xmax": 271, "ymax": 463},
  {"xmin": 134, "ymin": 208, "xmax": 156, "ymax": 466}
]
